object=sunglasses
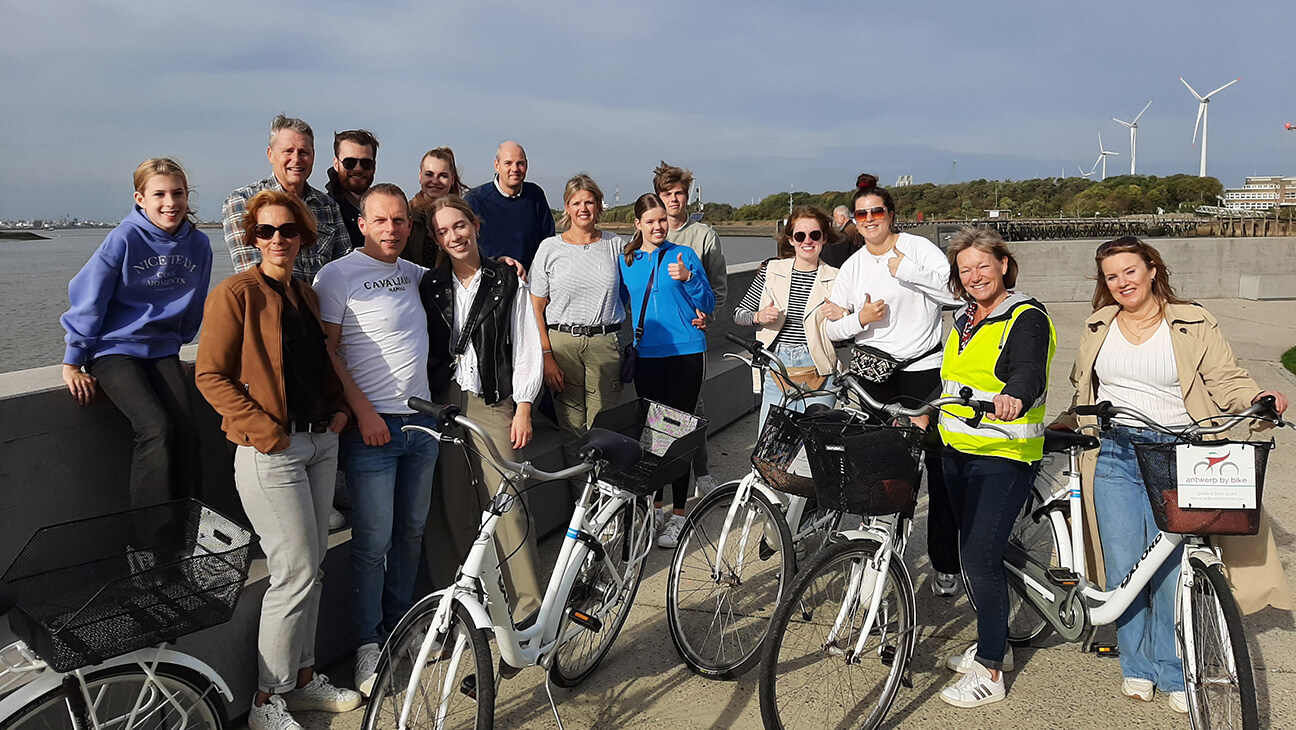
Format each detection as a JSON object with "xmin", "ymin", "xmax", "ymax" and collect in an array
[
  {"xmin": 1096, "ymin": 236, "xmax": 1142, "ymax": 254},
  {"xmin": 341, "ymin": 157, "xmax": 376, "ymax": 171},
  {"xmin": 253, "ymin": 223, "xmax": 302, "ymax": 240},
  {"xmin": 853, "ymin": 206, "xmax": 888, "ymax": 223},
  {"xmin": 792, "ymin": 230, "xmax": 824, "ymax": 242}
]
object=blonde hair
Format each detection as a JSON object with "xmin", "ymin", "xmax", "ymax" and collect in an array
[
  {"xmin": 132, "ymin": 157, "xmax": 197, "ymax": 223},
  {"xmin": 945, "ymin": 227, "xmax": 1019, "ymax": 301},
  {"xmin": 558, "ymin": 173, "xmax": 604, "ymax": 228}
]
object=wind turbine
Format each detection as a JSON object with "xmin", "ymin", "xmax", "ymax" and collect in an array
[
  {"xmin": 1113, "ymin": 100, "xmax": 1153, "ymax": 175},
  {"xmin": 1096, "ymin": 133, "xmax": 1120, "ymax": 181},
  {"xmin": 1180, "ymin": 76, "xmax": 1240, "ymax": 177},
  {"xmin": 1078, "ymin": 159, "xmax": 1099, "ymax": 180}
]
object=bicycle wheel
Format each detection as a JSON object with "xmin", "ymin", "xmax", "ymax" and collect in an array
[
  {"xmin": 1, "ymin": 663, "xmax": 226, "ymax": 730},
  {"xmin": 963, "ymin": 491, "xmax": 1056, "ymax": 646},
  {"xmin": 759, "ymin": 539, "xmax": 915, "ymax": 730},
  {"xmin": 1179, "ymin": 556, "xmax": 1258, "ymax": 730},
  {"xmin": 667, "ymin": 483, "xmax": 793, "ymax": 679},
  {"xmin": 549, "ymin": 497, "xmax": 651, "ymax": 688},
  {"xmin": 363, "ymin": 597, "xmax": 494, "ymax": 730}
]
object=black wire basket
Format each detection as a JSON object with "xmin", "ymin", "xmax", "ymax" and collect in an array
[
  {"xmin": 3, "ymin": 499, "xmax": 257, "ymax": 672},
  {"xmin": 798, "ymin": 416, "xmax": 923, "ymax": 516},
  {"xmin": 591, "ymin": 399, "xmax": 708, "ymax": 497},
  {"xmin": 1132, "ymin": 439, "xmax": 1271, "ymax": 536},
  {"xmin": 751, "ymin": 406, "xmax": 816, "ymax": 499}
]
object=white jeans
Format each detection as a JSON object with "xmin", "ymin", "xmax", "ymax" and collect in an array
[{"xmin": 234, "ymin": 430, "xmax": 339, "ymax": 694}]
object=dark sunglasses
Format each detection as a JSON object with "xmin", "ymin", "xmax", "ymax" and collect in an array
[
  {"xmin": 341, "ymin": 157, "xmax": 376, "ymax": 171},
  {"xmin": 792, "ymin": 230, "xmax": 824, "ymax": 242},
  {"xmin": 853, "ymin": 206, "xmax": 888, "ymax": 223},
  {"xmin": 1096, "ymin": 235, "xmax": 1142, "ymax": 254},
  {"xmin": 253, "ymin": 223, "xmax": 302, "ymax": 240}
]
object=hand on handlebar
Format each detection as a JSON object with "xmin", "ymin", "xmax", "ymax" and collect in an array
[
  {"xmin": 989, "ymin": 394, "xmax": 1024, "ymax": 422},
  {"xmin": 1254, "ymin": 390, "xmax": 1288, "ymax": 416}
]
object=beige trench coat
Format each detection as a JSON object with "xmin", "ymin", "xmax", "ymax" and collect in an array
[{"xmin": 1053, "ymin": 302, "xmax": 1291, "ymax": 614}]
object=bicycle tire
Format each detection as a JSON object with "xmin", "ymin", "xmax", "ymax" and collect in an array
[
  {"xmin": 963, "ymin": 491, "xmax": 1056, "ymax": 646},
  {"xmin": 363, "ymin": 597, "xmax": 494, "ymax": 730},
  {"xmin": 1180, "ymin": 556, "xmax": 1258, "ymax": 730},
  {"xmin": 667, "ymin": 483, "xmax": 793, "ymax": 679},
  {"xmin": 759, "ymin": 539, "xmax": 915, "ymax": 730},
  {"xmin": 549, "ymin": 497, "xmax": 651, "ymax": 688},
  {"xmin": 1, "ymin": 663, "xmax": 227, "ymax": 730}
]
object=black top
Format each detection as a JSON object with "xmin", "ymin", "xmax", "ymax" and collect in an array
[
  {"xmin": 265, "ymin": 276, "xmax": 332, "ymax": 422},
  {"xmin": 325, "ymin": 168, "xmax": 364, "ymax": 250},
  {"xmin": 951, "ymin": 299, "xmax": 1051, "ymax": 407}
]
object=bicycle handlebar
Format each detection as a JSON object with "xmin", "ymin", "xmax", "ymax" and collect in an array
[
  {"xmin": 1069, "ymin": 395, "xmax": 1283, "ymax": 436},
  {"xmin": 406, "ymin": 397, "xmax": 598, "ymax": 482},
  {"xmin": 724, "ymin": 332, "xmax": 812, "ymax": 396}
]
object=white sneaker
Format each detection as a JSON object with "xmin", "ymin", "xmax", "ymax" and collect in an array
[
  {"xmin": 249, "ymin": 696, "xmax": 302, "ymax": 730},
  {"xmin": 695, "ymin": 474, "xmax": 718, "ymax": 498},
  {"xmin": 354, "ymin": 643, "xmax": 381, "ymax": 698},
  {"xmin": 940, "ymin": 660, "xmax": 1006, "ymax": 708},
  {"xmin": 946, "ymin": 643, "xmax": 1014, "ymax": 673},
  {"xmin": 328, "ymin": 508, "xmax": 347, "ymax": 531},
  {"xmin": 933, "ymin": 572, "xmax": 960, "ymax": 597},
  {"xmin": 281, "ymin": 673, "xmax": 362, "ymax": 713},
  {"xmin": 1167, "ymin": 690, "xmax": 1188, "ymax": 714},
  {"xmin": 657, "ymin": 514, "xmax": 686, "ymax": 549},
  {"xmin": 1121, "ymin": 677, "xmax": 1155, "ymax": 702}
]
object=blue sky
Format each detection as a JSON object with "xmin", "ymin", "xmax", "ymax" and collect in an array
[{"xmin": 2, "ymin": 0, "xmax": 1292, "ymax": 221}]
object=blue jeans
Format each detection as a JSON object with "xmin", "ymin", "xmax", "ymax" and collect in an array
[
  {"xmin": 341, "ymin": 413, "xmax": 439, "ymax": 647},
  {"xmin": 942, "ymin": 449, "xmax": 1037, "ymax": 671},
  {"xmin": 1093, "ymin": 426, "xmax": 1185, "ymax": 691},
  {"xmin": 758, "ymin": 343, "xmax": 837, "ymax": 428}
]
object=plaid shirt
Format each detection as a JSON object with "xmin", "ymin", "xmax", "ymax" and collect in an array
[{"xmin": 222, "ymin": 175, "xmax": 351, "ymax": 281}]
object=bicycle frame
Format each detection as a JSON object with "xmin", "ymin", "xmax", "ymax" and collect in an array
[{"xmin": 831, "ymin": 513, "xmax": 915, "ymax": 662}]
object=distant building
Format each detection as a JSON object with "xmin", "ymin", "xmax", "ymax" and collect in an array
[
  {"xmin": 984, "ymin": 209, "xmax": 1012, "ymax": 219},
  {"xmin": 1222, "ymin": 176, "xmax": 1296, "ymax": 211}
]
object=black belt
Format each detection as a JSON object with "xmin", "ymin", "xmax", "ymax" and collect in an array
[
  {"xmin": 286, "ymin": 418, "xmax": 330, "ymax": 434},
  {"xmin": 549, "ymin": 323, "xmax": 619, "ymax": 337}
]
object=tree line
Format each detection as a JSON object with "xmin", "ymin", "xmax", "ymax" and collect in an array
[{"xmin": 596, "ymin": 174, "xmax": 1226, "ymax": 223}]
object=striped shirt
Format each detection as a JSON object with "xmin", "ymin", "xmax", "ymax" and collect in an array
[
  {"xmin": 529, "ymin": 232, "xmax": 626, "ymax": 326},
  {"xmin": 734, "ymin": 264, "xmax": 817, "ymax": 347},
  {"xmin": 222, "ymin": 175, "xmax": 351, "ymax": 282}
]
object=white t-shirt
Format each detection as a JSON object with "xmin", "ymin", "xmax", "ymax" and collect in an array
[
  {"xmin": 1095, "ymin": 319, "xmax": 1192, "ymax": 427},
  {"xmin": 313, "ymin": 250, "xmax": 430, "ymax": 414},
  {"xmin": 824, "ymin": 231, "xmax": 959, "ymax": 370}
]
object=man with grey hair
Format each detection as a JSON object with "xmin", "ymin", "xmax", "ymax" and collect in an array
[
  {"xmin": 463, "ymin": 140, "xmax": 555, "ymax": 268},
  {"xmin": 223, "ymin": 114, "xmax": 351, "ymax": 280},
  {"xmin": 823, "ymin": 204, "xmax": 862, "ymax": 268}
]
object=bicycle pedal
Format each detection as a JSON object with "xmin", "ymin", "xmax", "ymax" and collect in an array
[
  {"xmin": 1089, "ymin": 643, "xmax": 1120, "ymax": 658},
  {"xmin": 568, "ymin": 608, "xmax": 604, "ymax": 633},
  {"xmin": 460, "ymin": 674, "xmax": 477, "ymax": 700},
  {"xmin": 879, "ymin": 646, "xmax": 896, "ymax": 667},
  {"xmin": 1046, "ymin": 567, "xmax": 1081, "ymax": 587},
  {"xmin": 758, "ymin": 537, "xmax": 777, "ymax": 562}
]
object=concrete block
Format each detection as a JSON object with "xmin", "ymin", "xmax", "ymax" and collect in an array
[{"xmin": 1239, "ymin": 274, "xmax": 1296, "ymax": 301}]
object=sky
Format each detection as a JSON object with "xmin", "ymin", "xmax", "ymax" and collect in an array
[{"xmin": 2, "ymin": 0, "xmax": 1293, "ymax": 221}]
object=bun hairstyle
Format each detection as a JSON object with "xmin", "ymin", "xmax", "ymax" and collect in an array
[{"xmin": 851, "ymin": 173, "xmax": 898, "ymax": 234}]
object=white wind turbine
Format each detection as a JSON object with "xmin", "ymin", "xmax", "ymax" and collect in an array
[
  {"xmin": 1078, "ymin": 161, "xmax": 1098, "ymax": 180},
  {"xmin": 1113, "ymin": 100, "xmax": 1153, "ymax": 175},
  {"xmin": 1180, "ymin": 76, "xmax": 1240, "ymax": 177},
  {"xmin": 1096, "ymin": 133, "xmax": 1120, "ymax": 181}
]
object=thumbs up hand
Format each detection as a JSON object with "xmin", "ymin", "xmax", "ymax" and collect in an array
[
  {"xmin": 858, "ymin": 293, "xmax": 888, "ymax": 326},
  {"xmin": 668, "ymin": 252, "xmax": 692, "ymax": 282}
]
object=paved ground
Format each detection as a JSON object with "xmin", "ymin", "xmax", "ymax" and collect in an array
[{"xmin": 294, "ymin": 299, "xmax": 1296, "ymax": 730}]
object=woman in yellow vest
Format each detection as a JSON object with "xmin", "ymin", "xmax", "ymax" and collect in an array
[{"xmin": 936, "ymin": 228, "xmax": 1055, "ymax": 709}]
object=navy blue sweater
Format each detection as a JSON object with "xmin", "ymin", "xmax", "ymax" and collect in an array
[{"xmin": 463, "ymin": 180, "xmax": 555, "ymax": 268}]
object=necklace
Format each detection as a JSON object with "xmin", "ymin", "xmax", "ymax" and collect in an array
[
  {"xmin": 865, "ymin": 234, "xmax": 897, "ymax": 261},
  {"xmin": 1118, "ymin": 310, "xmax": 1163, "ymax": 343}
]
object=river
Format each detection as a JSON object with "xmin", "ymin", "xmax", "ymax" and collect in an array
[{"xmin": 0, "ymin": 229, "xmax": 777, "ymax": 373}]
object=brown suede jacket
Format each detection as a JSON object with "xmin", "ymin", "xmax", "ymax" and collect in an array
[{"xmin": 196, "ymin": 267, "xmax": 346, "ymax": 454}]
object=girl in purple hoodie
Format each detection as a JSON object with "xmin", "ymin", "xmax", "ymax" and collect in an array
[{"xmin": 60, "ymin": 158, "xmax": 213, "ymax": 508}]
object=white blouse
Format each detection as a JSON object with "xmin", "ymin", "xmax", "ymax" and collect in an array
[
  {"xmin": 1095, "ymin": 319, "xmax": 1192, "ymax": 427},
  {"xmin": 452, "ymin": 267, "xmax": 543, "ymax": 403}
]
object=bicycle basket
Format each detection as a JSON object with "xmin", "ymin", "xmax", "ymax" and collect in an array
[
  {"xmin": 799, "ymin": 417, "xmax": 923, "ymax": 516},
  {"xmin": 1132, "ymin": 439, "xmax": 1271, "ymax": 536},
  {"xmin": 590, "ymin": 399, "xmax": 708, "ymax": 497},
  {"xmin": 751, "ymin": 406, "xmax": 815, "ymax": 499},
  {"xmin": 2, "ymin": 499, "xmax": 257, "ymax": 672}
]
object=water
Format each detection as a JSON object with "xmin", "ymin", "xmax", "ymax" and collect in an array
[{"xmin": 0, "ymin": 230, "xmax": 776, "ymax": 374}]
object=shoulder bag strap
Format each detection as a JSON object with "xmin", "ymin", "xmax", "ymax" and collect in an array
[{"xmin": 633, "ymin": 249, "xmax": 666, "ymax": 344}]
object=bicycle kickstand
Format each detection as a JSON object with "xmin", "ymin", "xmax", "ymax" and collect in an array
[{"xmin": 543, "ymin": 675, "xmax": 567, "ymax": 730}]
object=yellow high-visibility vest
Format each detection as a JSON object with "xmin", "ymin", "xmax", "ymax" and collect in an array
[{"xmin": 939, "ymin": 298, "xmax": 1055, "ymax": 463}]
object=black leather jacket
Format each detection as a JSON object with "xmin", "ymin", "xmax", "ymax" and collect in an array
[{"xmin": 420, "ymin": 257, "xmax": 520, "ymax": 405}]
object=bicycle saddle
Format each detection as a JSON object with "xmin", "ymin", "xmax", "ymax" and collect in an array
[
  {"xmin": 0, "ymin": 580, "xmax": 16, "ymax": 616},
  {"xmin": 1043, "ymin": 429, "xmax": 1100, "ymax": 453},
  {"xmin": 578, "ymin": 428, "xmax": 644, "ymax": 470}
]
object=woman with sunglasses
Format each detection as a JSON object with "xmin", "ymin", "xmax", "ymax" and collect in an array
[
  {"xmin": 733, "ymin": 205, "xmax": 839, "ymax": 426},
  {"xmin": 1051, "ymin": 236, "xmax": 1290, "ymax": 714},
  {"xmin": 197, "ymin": 190, "xmax": 361, "ymax": 730},
  {"xmin": 821, "ymin": 173, "xmax": 963, "ymax": 597},
  {"xmin": 404, "ymin": 147, "xmax": 468, "ymax": 266}
]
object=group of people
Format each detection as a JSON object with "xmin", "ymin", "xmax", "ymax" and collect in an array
[
  {"xmin": 58, "ymin": 114, "xmax": 725, "ymax": 730},
  {"xmin": 58, "ymin": 115, "xmax": 1290, "ymax": 724},
  {"xmin": 734, "ymin": 173, "xmax": 1290, "ymax": 712}
]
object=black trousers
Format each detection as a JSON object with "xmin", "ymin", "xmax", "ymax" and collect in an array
[
  {"xmin": 87, "ymin": 354, "xmax": 202, "ymax": 509},
  {"xmin": 633, "ymin": 352, "xmax": 705, "ymax": 509},
  {"xmin": 856, "ymin": 367, "xmax": 961, "ymax": 574}
]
